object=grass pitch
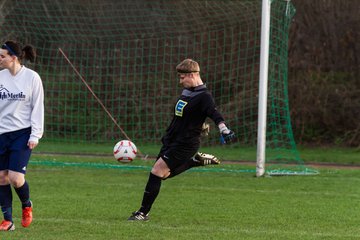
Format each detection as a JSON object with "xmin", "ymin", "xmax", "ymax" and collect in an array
[{"xmin": 2, "ymin": 153, "xmax": 360, "ymax": 240}]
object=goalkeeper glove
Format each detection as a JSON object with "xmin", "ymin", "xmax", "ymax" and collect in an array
[{"xmin": 219, "ymin": 125, "xmax": 236, "ymax": 144}]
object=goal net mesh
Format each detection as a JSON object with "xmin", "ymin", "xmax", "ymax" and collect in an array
[{"xmin": 0, "ymin": 0, "xmax": 316, "ymax": 174}]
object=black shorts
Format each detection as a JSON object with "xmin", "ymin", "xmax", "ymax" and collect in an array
[{"xmin": 157, "ymin": 145, "xmax": 198, "ymax": 171}]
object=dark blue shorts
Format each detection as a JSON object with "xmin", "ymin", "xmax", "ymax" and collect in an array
[{"xmin": 0, "ymin": 128, "xmax": 32, "ymax": 174}]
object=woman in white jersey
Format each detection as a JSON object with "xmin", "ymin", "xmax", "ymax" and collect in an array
[{"xmin": 0, "ymin": 40, "xmax": 44, "ymax": 231}]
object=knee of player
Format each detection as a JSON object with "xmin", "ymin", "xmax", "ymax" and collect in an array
[
  {"xmin": 151, "ymin": 168, "xmax": 170, "ymax": 179},
  {"xmin": 8, "ymin": 172, "xmax": 25, "ymax": 188},
  {"xmin": 151, "ymin": 157, "xmax": 170, "ymax": 179}
]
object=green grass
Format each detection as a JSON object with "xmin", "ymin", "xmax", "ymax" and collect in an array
[
  {"xmin": 298, "ymin": 146, "xmax": 360, "ymax": 165},
  {"xmin": 2, "ymin": 142, "xmax": 358, "ymax": 239},
  {"xmin": 2, "ymin": 157, "xmax": 360, "ymax": 240},
  {"xmin": 33, "ymin": 141, "xmax": 360, "ymax": 165}
]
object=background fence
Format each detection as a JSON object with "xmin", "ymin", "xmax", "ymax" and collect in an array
[{"xmin": 0, "ymin": 0, "xmax": 303, "ymax": 166}]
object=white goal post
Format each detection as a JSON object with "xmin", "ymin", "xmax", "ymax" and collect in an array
[{"xmin": 256, "ymin": 0, "xmax": 272, "ymax": 177}]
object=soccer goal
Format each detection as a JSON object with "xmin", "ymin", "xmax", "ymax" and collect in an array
[{"xmin": 0, "ymin": 0, "xmax": 317, "ymax": 176}]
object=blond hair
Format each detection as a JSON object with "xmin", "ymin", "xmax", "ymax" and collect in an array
[{"xmin": 176, "ymin": 59, "xmax": 200, "ymax": 73}]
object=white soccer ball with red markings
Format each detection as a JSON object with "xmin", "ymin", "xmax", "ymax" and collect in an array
[{"xmin": 113, "ymin": 140, "xmax": 137, "ymax": 163}]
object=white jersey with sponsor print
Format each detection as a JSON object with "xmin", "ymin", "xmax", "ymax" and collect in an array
[{"xmin": 0, "ymin": 66, "xmax": 44, "ymax": 142}]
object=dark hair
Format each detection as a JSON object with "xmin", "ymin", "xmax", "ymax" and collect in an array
[{"xmin": 1, "ymin": 40, "xmax": 36, "ymax": 63}]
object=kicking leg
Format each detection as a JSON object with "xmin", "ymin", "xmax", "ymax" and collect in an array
[{"xmin": 167, "ymin": 152, "xmax": 220, "ymax": 179}]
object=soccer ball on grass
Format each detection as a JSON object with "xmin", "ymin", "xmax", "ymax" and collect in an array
[{"xmin": 113, "ymin": 140, "xmax": 137, "ymax": 163}]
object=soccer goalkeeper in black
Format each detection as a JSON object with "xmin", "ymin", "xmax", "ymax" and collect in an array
[{"xmin": 128, "ymin": 59, "xmax": 236, "ymax": 221}]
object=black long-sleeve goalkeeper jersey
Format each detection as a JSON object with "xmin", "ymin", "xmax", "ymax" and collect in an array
[{"xmin": 161, "ymin": 84, "xmax": 224, "ymax": 149}]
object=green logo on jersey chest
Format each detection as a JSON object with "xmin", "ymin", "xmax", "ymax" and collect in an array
[{"xmin": 175, "ymin": 100, "xmax": 188, "ymax": 117}]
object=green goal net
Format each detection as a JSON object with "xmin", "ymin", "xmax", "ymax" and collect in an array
[{"xmin": 0, "ymin": 0, "xmax": 317, "ymax": 175}]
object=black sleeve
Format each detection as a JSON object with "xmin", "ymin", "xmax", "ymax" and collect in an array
[{"xmin": 203, "ymin": 92, "xmax": 225, "ymax": 126}]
